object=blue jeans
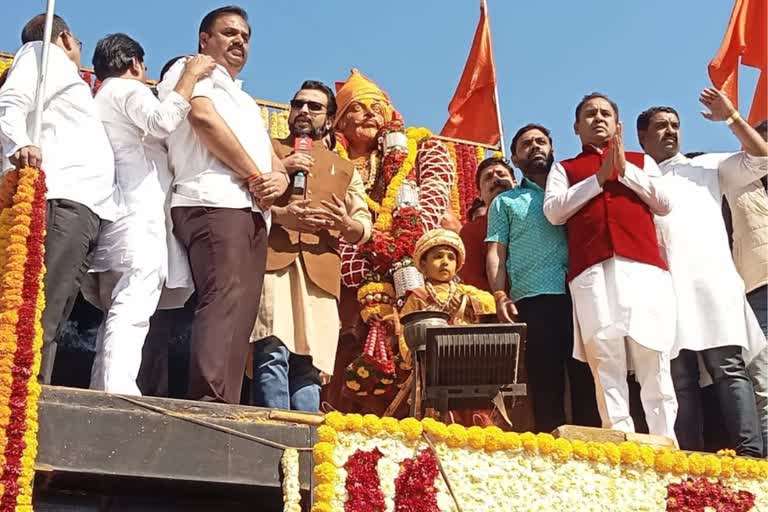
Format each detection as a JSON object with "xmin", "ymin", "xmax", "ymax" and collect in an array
[
  {"xmin": 251, "ymin": 336, "xmax": 321, "ymax": 412},
  {"xmin": 746, "ymin": 285, "xmax": 768, "ymax": 456}
]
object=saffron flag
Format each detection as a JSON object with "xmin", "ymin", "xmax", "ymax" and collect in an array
[
  {"xmin": 708, "ymin": 0, "xmax": 767, "ymax": 125},
  {"xmin": 440, "ymin": 0, "xmax": 500, "ymax": 146}
]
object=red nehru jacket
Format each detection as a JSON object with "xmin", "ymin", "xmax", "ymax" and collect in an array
[{"xmin": 560, "ymin": 146, "xmax": 668, "ymax": 282}]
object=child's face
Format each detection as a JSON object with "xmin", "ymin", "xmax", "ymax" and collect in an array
[{"xmin": 422, "ymin": 246, "xmax": 457, "ymax": 283}]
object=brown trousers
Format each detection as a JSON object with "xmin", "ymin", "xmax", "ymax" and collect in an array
[{"xmin": 172, "ymin": 206, "xmax": 267, "ymax": 404}]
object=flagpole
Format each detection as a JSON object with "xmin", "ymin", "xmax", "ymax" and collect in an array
[
  {"xmin": 483, "ymin": 0, "xmax": 507, "ymax": 159},
  {"xmin": 32, "ymin": 0, "xmax": 57, "ymax": 145}
]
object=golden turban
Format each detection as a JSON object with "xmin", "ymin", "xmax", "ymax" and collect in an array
[
  {"xmin": 413, "ymin": 228, "xmax": 466, "ymax": 274},
  {"xmin": 334, "ymin": 68, "xmax": 394, "ymax": 126}
]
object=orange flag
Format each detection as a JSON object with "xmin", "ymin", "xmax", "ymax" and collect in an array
[
  {"xmin": 441, "ymin": 0, "xmax": 501, "ymax": 146},
  {"xmin": 708, "ymin": 0, "xmax": 767, "ymax": 125}
]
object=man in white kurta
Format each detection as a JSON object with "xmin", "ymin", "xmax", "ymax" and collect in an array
[
  {"xmin": 637, "ymin": 90, "xmax": 767, "ymax": 457},
  {"xmin": 544, "ymin": 94, "xmax": 678, "ymax": 441},
  {"xmin": 82, "ymin": 35, "xmax": 215, "ymax": 395},
  {"xmin": 0, "ymin": 15, "xmax": 117, "ymax": 384}
]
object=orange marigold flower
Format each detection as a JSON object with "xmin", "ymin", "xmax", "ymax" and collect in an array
[
  {"xmin": 603, "ymin": 443, "xmax": 621, "ymax": 465},
  {"xmin": 572, "ymin": 440, "xmax": 589, "ymax": 460},
  {"xmin": 619, "ymin": 441, "xmax": 640, "ymax": 465},
  {"xmin": 586, "ymin": 441, "xmax": 605, "ymax": 462},
  {"xmin": 672, "ymin": 451, "xmax": 689, "ymax": 475},
  {"xmin": 655, "ymin": 449, "xmax": 675, "ymax": 473}
]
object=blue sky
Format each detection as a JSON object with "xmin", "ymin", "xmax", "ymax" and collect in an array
[{"xmin": 1, "ymin": 0, "xmax": 760, "ymax": 160}]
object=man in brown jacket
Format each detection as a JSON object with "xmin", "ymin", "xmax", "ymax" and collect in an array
[{"xmin": 250, "ymin": 81, "xmax": 372, "ymax": 411}]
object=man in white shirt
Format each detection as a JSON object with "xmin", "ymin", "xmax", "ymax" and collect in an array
[
  {"xmin": 82, "ymin": 34, "xmax": 216, "ymax": 395},
  {"xmin": 0, "ymin": 14, "xmax": 116, "ymax": 384},
  {"xmin": 543, "ymin": 93, "xmax": 678, "ymax": 441},
  {"xmin": 637, "ymin": 89, "xmax": 767, "ymax": 458},
  {"xmin": 157, "ymin": 6, "xmax": 288, "ymax": 404}
]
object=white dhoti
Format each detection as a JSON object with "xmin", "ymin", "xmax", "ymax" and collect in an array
[
  {"xmin": 251, "ymin": 257, "xmax": 340, "ymax": 376},
  {"xmin": 82, "ymin": 211, "xmax": 189, "ymax": 395},
  {"xmin": 570, "ymin": 256, "xmax": 678, "ymax": 440}
]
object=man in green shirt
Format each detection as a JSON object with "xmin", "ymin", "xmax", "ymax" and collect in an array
[{"xmin": 486, "ymin": 124, "xmax": 599, "ymax": 433}]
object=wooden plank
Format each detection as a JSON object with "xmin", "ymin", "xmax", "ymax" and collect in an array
[
  {"xmin": 552, "ymin": 424, "xmax": 676, "ymax": 449},
  {"xmin": 36, "ymin": 386, "xmax": 314, "ymax": 490}
]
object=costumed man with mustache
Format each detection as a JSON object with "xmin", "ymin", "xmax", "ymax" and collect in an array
[
  {"xmin": 250, "ymin": 81, "xmax": 372, "ymax": 412},
  {"xmin": 487, "ymin": 124, "xmax": 600, "ymax": 433},
  {"xmin": 543, "ymin": 94, "xmax": 679, "ymax": 441},
  {"xmin": 322, "ymin": 69, "xmax": 455, "ymax": 415},
  {"xmin": 637, "ymin": 90, "xmax": 767, "ymax": 457}
]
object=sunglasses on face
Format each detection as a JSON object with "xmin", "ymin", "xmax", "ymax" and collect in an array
[{"xmin": 290, "ymin": 99, "xmax": 327, "ymax": 113}]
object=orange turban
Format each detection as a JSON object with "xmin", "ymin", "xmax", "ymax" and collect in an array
[{"xmin": 334, "ymin": 68, "xmax": 395, "ymax": 126}]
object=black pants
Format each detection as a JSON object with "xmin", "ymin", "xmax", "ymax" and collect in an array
[
  {"xmin": 172, "ymin": 207, "xmax": 267, "ymax": 404},
  {"xmin": 672, "ymin": 346, "xmax": 764, "ymax": 458},
  {"xmin": 40, "ymin": 199, "xmax": 101, "ymax": 384},
  {"xmin": 516, "ymin": 293, "xmax": 600, "ymax": 433}
]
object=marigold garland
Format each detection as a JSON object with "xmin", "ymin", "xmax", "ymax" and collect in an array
[
  {"xmin": 312, "ymin": 412, "xmax": 768, "ymax": 512},
  {"xmin": 0, "ymin": 167, "xmax": 47, "ymax": 512}
]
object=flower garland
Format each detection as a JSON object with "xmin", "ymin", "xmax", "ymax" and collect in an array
[
  {"xmin": 445, "ymin": 143, "xmax": 463, "ymax": 224},
  {"xmin": 312, "ymin": 412, "xmax": 768, "ymax": 512},
  {"xmin": 281, "ymin": 448, "xmax": 302, "ymax": 512},
  {"xmin": 0, "ymin": 167, "xmax": 47, "ymax": 512}
]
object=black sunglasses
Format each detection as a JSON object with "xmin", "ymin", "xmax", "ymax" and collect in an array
[{"xmin": 290, "ymin": 99, "xmax": 326, "ymax": 113}]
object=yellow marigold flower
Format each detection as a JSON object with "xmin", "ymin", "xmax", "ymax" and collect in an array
[
  {"xmin": 672, "ymin": 451, "xmax": 689, "ymax": 475},
  {"xmin": 572, "ymin": 440, "xmax": 589, "ymax": 460},
  {"xmin": 324, "ymin": 411, "xmax": 347, "ymax": 431},
  {"xmin": 702, "ymin": 454, "xmax": 721, "ymax": 478},
  {"xmin": 399, "ymin": 417, "xmax": 423, "ymax": 440},
  {"xmin": 381, "ymin": 416, "xmax": 400, "ymax": 434},
  {"xmin": 746, "ymin": 459, "xmax": 761, "ymax": 479},
  {"xmin": 619, "ymin": 441, "xmax": 640, "ymax": 465},
  {"xmin": 312, "ymin": 442, "xmax": 334, "ymax": 465},
  {"xmin": 734, "ymin": 457, "xmax": 749, "ymax": 478},
  {"xmin": 422, "ymin": 418, "xmax": 449, "ymax": 442},
  {"xmin": 316, "ymin": 425, "xmax": 337, "ymax": 443},
  {"xmin": 311, "ymin": 503, "xmax": 334, "ymax": 512},
  {"xmin": 345, "ymin": 380, "xmax": 361, "ymax": 391},
  {"xmin": 467, "ymin": 426, "xmax": 486, "ymax": 450},
  {"xmin": 521, "ymin": 432, "xmax": 538, "ymax": 453},
  {"xmin": 314, "ymin": 483, "xmax": 335, "ymax": 503},
  {"xmin": 687, "ymin": 453, "xmax": 705, "ymax": 476},
  {"xmin": 484, "ymin": 426, "xmax": 504, "ymax": 451},
  {"xmin": 501, "ymin": 432, "xmax": 521, "ymax": 451},
  {"xmin": 536, "ymin": 433, "xmax": 556, "ymax": 455},
  {"xmin": 720, "ymin": 456, "xmax": 735, "ymax": 478},
  {"xmin": 586, "ymin": 441, "xmax": 605, "ymax": 462},
  {"xmin": 356, "ymin": 367, "xmax": 370, "ymax": 379},
  {"xmin": 604, "ymin": 443, "xmax": 620, "ymax": 465},
  {"xmin": 758, "ymin": 460, "xmax": 768, "ymax": 479},
  {"xmin": 362, "ymin": 414, "xmax": 382, "ymax": 435},
  {"xmin": 639, "ymin": 445, "xmax": 655, "ymax": 468},
  {"xmin": 655, "ymin": 449, "xmax": 675, "ymax": 473},
  {"xmin": 313, "ymin": 462, "xmax": 337, "ymax": 484},
  {"xmin": 553, "ymin": 438, "xmax": 572, "ymax": 461},
  {"xmin": 716, "ymin": 448, "xmax": 736, "ymax": 457},
  {"xmin": 446, "ymin": 424, "xmax": 468, "ymax": 448},
  {"xmin": 346, "ymin": 414, "xmax": 364, "ymax": 432}
]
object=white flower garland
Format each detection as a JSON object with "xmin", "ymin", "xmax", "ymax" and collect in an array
[{"xmin": 281, "ymin": 448, "xmax": 302, "ymax": 512}]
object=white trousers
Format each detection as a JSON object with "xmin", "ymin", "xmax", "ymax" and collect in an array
[
  {"xmin": 583, "ymin": 336, "xmax": 678, "ymax": 442},
  {"xmin": 87, "ymin": 267, "xmax": 163, "ymax": 395}
]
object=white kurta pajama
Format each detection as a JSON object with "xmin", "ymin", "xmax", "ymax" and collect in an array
[
  {"xmin": 655, "ymin": 152, "xmax": 767, "ymax": 373},
  {"xmin": 544, "ymin": 155, "xmax": 679, "ymax": 439},
  {"xmin": 83, "ymin": 77, "xmax": 194, "ymax": 395}
]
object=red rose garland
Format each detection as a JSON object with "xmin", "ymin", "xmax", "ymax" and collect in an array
[
  {"xmin": 666, "ymin": 478, "xmax": 755, "ymax": 512},
  {"xmin": 343, "ymin": 448, "xmax": 386, "ymax": 512},
  {"xmin": 393, "ymin": 449, "xmax": 440, "ymax": 512}
]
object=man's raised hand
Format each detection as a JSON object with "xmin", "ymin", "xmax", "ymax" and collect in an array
[
  {"xmin": 699, "ymin": 87, "xmax": 736, "ymax": 122},
  {"xmin": 10, "ymin": 145, "xmax": 42, "ymax": 169}
]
